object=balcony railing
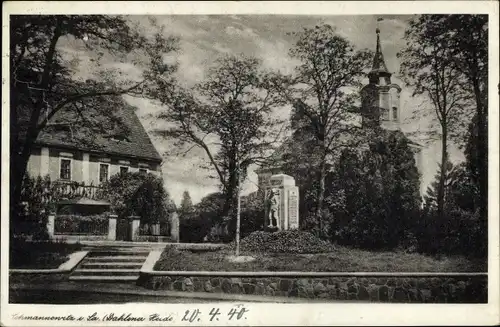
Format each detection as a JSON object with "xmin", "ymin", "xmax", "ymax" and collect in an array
[{"xmin": 51, "ymin": 181, "xmax": 104, "ymax": 201}]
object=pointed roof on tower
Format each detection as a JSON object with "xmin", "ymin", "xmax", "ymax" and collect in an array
[{"xmin": 368, "ymin": 28, "xmax": 391, "ymax": 83}]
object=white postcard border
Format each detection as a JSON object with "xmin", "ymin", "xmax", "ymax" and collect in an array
[{"xmin": 1, "ymin": 1, "xmax": 499, "ymax": 326}]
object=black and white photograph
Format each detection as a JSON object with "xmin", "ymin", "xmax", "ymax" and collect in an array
[{"xmin": 1, "ymin": 1, "xmax": 499, "ymax": 326}]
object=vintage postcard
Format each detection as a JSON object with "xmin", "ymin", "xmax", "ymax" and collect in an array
[{"xmin": 1, "ymin": 1, "xmax": 499, "ymax": 326}]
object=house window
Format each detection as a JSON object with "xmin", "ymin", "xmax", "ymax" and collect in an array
[
  {"xmin": 138, "ymin": 168, "xmax": 148, "ymax": 175},
  {"xmin": 120, "ymin": 166, "xmax": 129, "ymax": 174},
  {"xmin": 392, "ymin": 107, "xmax": 398, "ymax": 120},
  {"xmin": 99, "ymin": 164, "xmax": 109, "ymax": 183},
  {"xmin": 60, "ymin": 158, "xmax": 72, "ymax": 181}
]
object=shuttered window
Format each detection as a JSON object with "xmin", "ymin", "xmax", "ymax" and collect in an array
[
  {"xmin": 99, "ymin": 164, "xmax": 109, "ymax": 183},
  {"xmin": 60, "ymin": 159, "xmax": 71, "ymax": 180}
]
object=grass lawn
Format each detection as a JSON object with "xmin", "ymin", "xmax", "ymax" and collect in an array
[
  {"xmin": 154, "ymin": 246, "xmax": 486, "ymax": 272},
  {"xmin": 10, "ymin": 240, "xmax": 83, "ymax": 269}
]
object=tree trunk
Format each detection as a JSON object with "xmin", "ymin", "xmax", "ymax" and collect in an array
[
  {"xmin": 437, "ymin": 127, "xmax": 448, "ymax": 221},
  {"xmin": 473, "ymin": 81, "xmax": 487, "ymax": 220},
  {"xmin": 221, "ymin": 168, "xmax": 237, "ymax": 214},
  {"xmin": 11, "ymin": 19, "xmax": 62, "ymax": 223},
  {"xmin": 235, "ymin": 167, "xmax": 241, "ymax": 256},
  {"xmin": 11, "ymin": 126, "xmax": 39, "ymax": 214},
  {"xmin": 315, "ymin": 158, "xmax": 327, "ymax": 238}
]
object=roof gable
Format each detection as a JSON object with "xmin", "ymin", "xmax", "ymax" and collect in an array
[{"xmin": 35, "ymin": 96, "xmax": 162, "ymax": 162}]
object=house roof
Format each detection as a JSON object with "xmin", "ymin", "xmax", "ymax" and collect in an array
[{"xmin": 33, "ymin": 97, "xmax": 163, "ymax": 163}]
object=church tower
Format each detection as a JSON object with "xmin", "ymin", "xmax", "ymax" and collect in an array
[
  {"xmin": 361, "ymin": 28, "xmax": 402, "ymax": 131},
  {"xmin": 360, "ymin": 26, "xmax": 425, "ymax": 196}
]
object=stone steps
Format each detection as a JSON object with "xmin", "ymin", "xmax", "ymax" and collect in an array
[
  {"xmin": 81, "ymin": 262, "xmax": 143, "ymax": 269},
  {"xmin": 85, "ymin": 255, "xmax": 147, "ymax": 262},
  {"xmin": 85, "ymin": 250, "xmax": 151, "ymax": 256},
  {"xmin": 72, "ymin": 268, "xmax": 141, "ymax": 276},
  {"xmin": 69, "ymin": 247, "xmax": 150, "ymax": 283},
  {"xmin": 68, "ymin": 275, "xmax": 139, "ymax": 282}
]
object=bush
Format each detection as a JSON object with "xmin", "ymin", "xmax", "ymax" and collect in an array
[
  {"xmin": 417, "ymin": 161, "xmax": 486, "ymax": 258},
  {"xmin": 234, "ymin": 230, "xmax": 335, "ymax": 254},
  {"xmin": 54, "ymin": 213, "xmax": 109, "ymax": 235},
  {"xmin": 178, "ymin": 192, "xmax": 224, "ymax": 243},
  {"xmin": 99, "ymin": 172, "xmax": 173, "ymax": 226},
  {"xmin": 416, "ymin": 208, "xmax": 485, "ymax": 258},
  {"xmin": 179, "ymin": 216, "xmax": 213, "ymax": 243},
  {"xmin": 205, "ymin": 219, "xmax": 232, "ymax": 243},
  {"xmin": 12, "ymin": 175, "xmax": 53, "ymax": 240},
  {"xmin": 239, "ymin": 192, "xmax": 265, "ymax": 237},
  {"xmin": 180, "ymin": 191, "xmax": 266, "ymax": 244}
]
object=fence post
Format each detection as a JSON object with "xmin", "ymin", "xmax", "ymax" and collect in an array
[
  {"xmin": 170, "ymin": 212, "xmax": 180, "ymax": 243},
  {"xmin": 130, "ymin": 216, "xmax": 141, "ymax": 241},
  {"xmin": 108, "ymin": 214, "xmax": 117, "ymax": 241},
  {"xmin": 47, "ymin": 211, "xmax": 56, "ymax": 239}
]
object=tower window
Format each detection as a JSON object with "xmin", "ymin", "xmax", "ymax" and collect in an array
[
  {"xmin": 392, "ymin": 107, "xmax": 398, "ymax": 120},
  {"xmin": 381, "ymin": 107, "xmax": 389, "ymax": 121}
]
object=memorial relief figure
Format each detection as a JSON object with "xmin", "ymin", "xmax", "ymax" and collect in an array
[{"xmin": 266, "ymin": 189, "xmax": 280, "ymax": 228}]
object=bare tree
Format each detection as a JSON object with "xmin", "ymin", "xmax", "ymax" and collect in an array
[{"xmin": 153, "ymin": 55, "xmax": 286, "ymax": 232}]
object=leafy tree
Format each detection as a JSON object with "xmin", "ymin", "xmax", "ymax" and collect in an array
[
  {"xmin": 399, "ymin": 15, "xmax": 472, "ymax": 222},
  {"xmin": 463, "ymin": 117, "xmax": 484, "ymax": 213},
  {"xmin": 10, "ymin": 15, "xmax": 179, "ymax": 230},
  {"xmin": 153, "ymin": 55, "xmax": 286, "ymax": 231},
  {"xmin": 194, "ymin": 192, "xmax": 226, "ymax": 221},
  {"xmin": 233, "ymin": 191, "xmax": 265, "ymax": 239},
  {"xmin": 444, "ymin": 15, "xmax": 488, "ymax": 221},
  {"xmin": 180, "ymin": 192, "xmax": 225, "ymax": 243},
  {"xmin": 419, "ymin": 159, "xmax": 485, "ymax": 257},
  {"xmin": 179, "ymin": 190, "xmax": 194, "ymax": 220},
  {"xmin": 422, "ymin": 159, "xmax": 460, "ymax": 212},
  {"xmin": 281, "ymin": 24, "xmax": 372, "ymax": 236},
  {"xmin": 329, "ymin": 131, "xmax": 421, "ymax": 250},
  {"xmin": 280, "ymin": 119, "xmax": 327, "ymax": 225}
]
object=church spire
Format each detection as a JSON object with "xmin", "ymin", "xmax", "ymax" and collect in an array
[{"xmin": 369, "ymin": 27, "xmax": 391, "ymax": 84}]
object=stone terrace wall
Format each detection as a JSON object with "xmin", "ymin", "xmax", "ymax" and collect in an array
[{"xmin": 138, "ymin": 274, "xmax": 487, "ymax": 303}]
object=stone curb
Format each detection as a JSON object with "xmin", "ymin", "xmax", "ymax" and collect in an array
[
  {"xmin": 142, "ymin": 270, "xmax": 487, "ymax": 278},
  {"xmin": 10, "ymin": 251, "xmax": 89, "ymax": 274},
  {"xmin": 140, "ymin": 250, "xmax": 163, "ymax": 273}
]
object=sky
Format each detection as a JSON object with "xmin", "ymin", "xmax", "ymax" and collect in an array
[{"xmin": 65, "ymin": 15, "xmax": 466, "ymax": 205}]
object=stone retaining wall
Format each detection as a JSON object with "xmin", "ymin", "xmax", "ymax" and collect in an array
[{"xmin": 138, "ymin": 274, "xmax": 487, "ymax": 303}]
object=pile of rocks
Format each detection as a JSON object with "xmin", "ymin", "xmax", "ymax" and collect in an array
[{"xmin": 235, "ymin": 230, "xmax": 335, "ymax": 254}]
